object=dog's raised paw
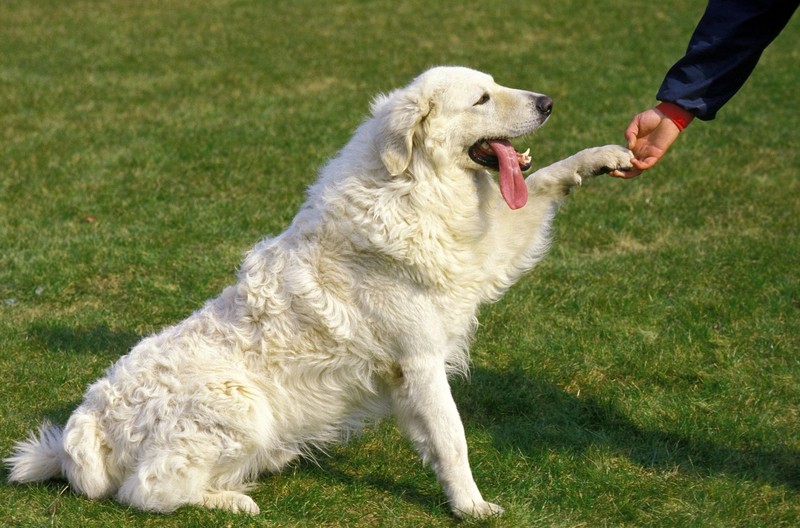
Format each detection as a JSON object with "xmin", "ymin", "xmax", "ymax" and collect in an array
[
  {"xmin": 592, "ymin": 145, "xmax": 634, "ymax": 175},
  {"xmin": 574, "ymin": 145, "xmax": 634, "ymax": 178}
]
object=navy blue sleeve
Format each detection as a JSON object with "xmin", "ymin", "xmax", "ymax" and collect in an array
[{"xmin": 657, "ymin": 0, "xmax": 798, "ymax": 121}]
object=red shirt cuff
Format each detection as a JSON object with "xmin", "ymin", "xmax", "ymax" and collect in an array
[{"xmin": 656, "ymin": 102, "xmax": 695, "ymax": 131}]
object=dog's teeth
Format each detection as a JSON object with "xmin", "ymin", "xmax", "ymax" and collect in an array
[{"xmin": 522, "ymin": 148, "xmax": 530, "ymax": 158}]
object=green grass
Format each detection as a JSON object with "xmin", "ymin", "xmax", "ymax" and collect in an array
[{"xmin": 1, "ymin": 0, "xmax": 798, "ymax": 526}]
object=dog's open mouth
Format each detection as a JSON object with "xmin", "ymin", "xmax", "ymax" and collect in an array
[{"xmin": 469, "ymin": 139, "xmax": 532, "ymax": 210}]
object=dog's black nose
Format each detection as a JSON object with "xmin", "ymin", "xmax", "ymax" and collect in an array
[{"xmin": 536, "ymin": 96, "xmax": 553, "ymax": 115}]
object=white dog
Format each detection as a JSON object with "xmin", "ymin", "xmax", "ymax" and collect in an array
[{"xmin": 6, "ymin": 66, "xmax": 632, "ymax": 518}]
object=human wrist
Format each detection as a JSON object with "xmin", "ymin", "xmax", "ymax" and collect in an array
[{"xmin": 655, "ymin": 101, "xmax": 695, "ymax": 131}]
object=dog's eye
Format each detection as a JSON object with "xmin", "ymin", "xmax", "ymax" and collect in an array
[{"xmin": 473, "ymin": 93, "xmax": 490, "ymax": 106}]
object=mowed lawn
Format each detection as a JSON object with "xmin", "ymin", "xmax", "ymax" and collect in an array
[{"xmin": 1, "ymin": 1, "xmax": 798, "ymax": 526}]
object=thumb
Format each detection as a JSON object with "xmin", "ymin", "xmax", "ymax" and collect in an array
[
  {"xmin": 631, "ymin": 156, "xmax": 658, "ymax": 170},
  {"xmin": 625, "ymin": 132, "xmax": 637, "ymax": 150},
  {"xmin": 624, "ymin": 121, "xmax": 639, "ymax": 150}
]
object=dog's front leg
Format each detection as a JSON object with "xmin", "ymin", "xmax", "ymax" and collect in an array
[
  {"xmin": 390, "ymin": 356, "xmax": 503, "ymax": 519},
  {"xmin": 527, "ymin": 144, "xmax": 633, "ymax": 197}
]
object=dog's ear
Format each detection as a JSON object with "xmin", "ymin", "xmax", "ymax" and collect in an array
[{"xmin": 372, "ymin": 88, "xmax": 430, "ymax": 176}]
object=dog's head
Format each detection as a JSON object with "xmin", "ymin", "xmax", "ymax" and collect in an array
[{"xmin": 371, "ymin": 66, "xmax": 552, "ymax": 209}]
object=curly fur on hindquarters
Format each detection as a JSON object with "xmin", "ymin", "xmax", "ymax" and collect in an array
[{"xmin": 5, "ymin": 66, "xmax": 632, "ymax": 518}]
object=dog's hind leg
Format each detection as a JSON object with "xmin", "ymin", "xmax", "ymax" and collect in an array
[
  {"xmin": 115, "ymin": 425, "xmax": 266, "ymax": 515},
  {"xmin": 116, "ymin": 454, "xmax": 260, "ymax": 515},
  {"xmin": 116, "ymin": 456, "xmax": 203, "ymax": 513}
]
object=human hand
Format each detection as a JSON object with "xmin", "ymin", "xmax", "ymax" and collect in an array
[{"xmin": 610, "ymin": 107, "xmax": 681, "ymax": 178}]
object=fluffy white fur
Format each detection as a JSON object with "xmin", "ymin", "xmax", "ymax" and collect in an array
[{"xmin": 6, "ymin": 66, "xmax": 632, "ymax": 518}]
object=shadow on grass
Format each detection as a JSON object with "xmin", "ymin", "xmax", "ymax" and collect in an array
[
  {"xmin": 454, "ymin": 366, "xmax": 800, "ymax": 492},
  {"xmin": 21, "ymin": 323, "xmax": 142, "ymax": 425},
  {"xmin": 293, "ymin": 460, "xmax": 449, "ymax": 514},
  {"xmin": 26, "ymin": 323, "xmax": 141, "ymax": 358}
]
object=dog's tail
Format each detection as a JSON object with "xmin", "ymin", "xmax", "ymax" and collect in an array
[
  {"xmin": 5, "ymin": 420, "xmax": 65, "ymax": 484},
  {"xmin": 6, "ymin": 413, "xmax": 115, "ymax": 499}
]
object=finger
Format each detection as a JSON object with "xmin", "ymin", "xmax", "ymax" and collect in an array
[
  {"xmin": 624, "ymin": 124, "xmax": 639, "ymax": 150},
  {"xmin": 609, "ymin": 167, "xmax": 642, "ymax": 179},
  {"xmin": 631, "ymin": 157, "xmax": 658, "ymax": 170}
]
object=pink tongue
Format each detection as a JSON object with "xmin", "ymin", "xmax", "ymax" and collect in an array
[{"xmin": 489, "ymin": 139, "xmax": 528, "ymax": 210}]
